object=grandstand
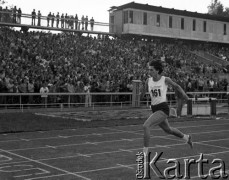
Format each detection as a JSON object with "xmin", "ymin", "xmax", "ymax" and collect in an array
[{"xmin": 0, "ymin": 2, "xmax": 229, "ymax": 180}]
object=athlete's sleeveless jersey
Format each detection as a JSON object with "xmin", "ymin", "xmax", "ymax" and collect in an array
[{"xmin": 148, "ymin": 76, "xmax": 168, "ymax": 105}]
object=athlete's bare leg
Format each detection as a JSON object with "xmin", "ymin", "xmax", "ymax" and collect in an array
[
  {"xmin": 143, "ymin": 111, "xmax": 167, "ymax": 148},
  {"xmin": 159, "ymin": 119, "xmax": 184, "ymax": 138},
  {"xmin": 159, "ymin": 119, "xmax": 193, "ymax": 148}
]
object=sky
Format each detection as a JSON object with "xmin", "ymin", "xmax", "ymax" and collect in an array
[{"xmin": 2, "ymin": 0, "xmax": 229, "ymax": 32}]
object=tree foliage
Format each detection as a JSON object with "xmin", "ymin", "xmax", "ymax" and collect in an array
[{"xmin": 208, "ymin": 0, "xmax": 229, "ymax": 17}]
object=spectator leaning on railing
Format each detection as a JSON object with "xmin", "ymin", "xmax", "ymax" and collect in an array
[
  {"xmin": 31, "ymin": 9, "xmax": 36, "ymax": 26},
  {"xmin": 90, "ymin": 17, "xmax": 94, "ymax": 31},
  {"xmin": 17, "ymin": 8, "xmax": 21, "ymax": 24},
  {"xmin": 37, "ymin": 10, "xmax": 41, "ymax": 26}
]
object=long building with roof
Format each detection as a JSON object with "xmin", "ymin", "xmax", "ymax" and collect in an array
[{"xmin": 109, "ymin": 1, "xmax": 229, "ymax": 43}]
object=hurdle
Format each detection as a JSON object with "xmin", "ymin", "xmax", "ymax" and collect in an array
[{"xmin": 186, "ymin": 97, "xmax": 217, "ymax": 117}]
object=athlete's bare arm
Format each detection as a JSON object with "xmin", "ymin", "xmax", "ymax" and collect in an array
[{"xmin": 165, "ymin": 77, "xmax": 189, "ymax": 101}]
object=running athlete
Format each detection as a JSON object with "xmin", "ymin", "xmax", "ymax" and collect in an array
[{"xmin": 141, "ymin": 60, "xmax": 193, "ymax": 155}]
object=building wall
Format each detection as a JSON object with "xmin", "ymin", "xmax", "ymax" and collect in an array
[
  {"xmin": 111, "ymin": 8, "xmax": 229, "ymax": 43},
  {"xmin": 109, "ymin": 11, "xmax": 123, "ymax": 34}
]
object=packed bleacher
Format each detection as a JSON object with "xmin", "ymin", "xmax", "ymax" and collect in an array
[{"xmin": 0, "ymin": 26, "xmax": 229, "ymax": 105}]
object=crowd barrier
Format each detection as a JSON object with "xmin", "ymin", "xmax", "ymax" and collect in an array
[{"xmin": 0, "ymin": 91, "xmax": 228, "ymax": 115}]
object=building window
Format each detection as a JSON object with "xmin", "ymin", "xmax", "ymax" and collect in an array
[
  {"xmin": 193, "ymin": 19, "xmax": 196, "ymax": 31},
  {"xmin": 124, "ymin": 11, "xmax": 128, "ymax": 24},
  {"xmin": 169, "ymin": 16, "xmax": 172, "ymax": 28},
  {"xmin": 129, "ymin": 10, "xmax": 133, "ymax": 23},
  {"xmin": 143, "ymin": 12, "xmax": 147, "ymax": 25},
  {"xmin": 156, "ymin": 14, "xmax": 160, "ymax": 27},
  {"xmin": 224, "ymin": 24, "xmax": 227, "ymax": 35},
  {"xmin": 181, "ymin": 18, "xmax": 184, "ymax": 30},
  {"xmin": 203, "ymin": 21, "xmax": 207, "ymax": 32}
]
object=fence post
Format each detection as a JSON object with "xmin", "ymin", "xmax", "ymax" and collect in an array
[
  {"xmin": 187, "ymin": 99, "xmax": 192, "ymax": 116},
  {"xmin": 20, "ymin": 95, "xmax": 22, "ymax": 110},
  {"xmin": 132, "ymin": 80, "xmax": 142, "ymax": 107},
  {"xmin": 68, "ymin": 95, "xmax": 70, "ymax": 108},
  {"xmin": 210, "ymin": 99, "xmax": 217, "ymax": 116}
]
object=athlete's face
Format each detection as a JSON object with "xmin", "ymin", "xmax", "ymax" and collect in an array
[{"xmin": 148, "ymin": 66, "xmax": 158, "ymax": 77}]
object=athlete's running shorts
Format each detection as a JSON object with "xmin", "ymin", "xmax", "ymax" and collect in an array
[{"xmin": 151, "ymin": 102, "xmax": 169, "ymax": 116}]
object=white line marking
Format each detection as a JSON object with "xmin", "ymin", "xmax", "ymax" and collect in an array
[
  {"xmin": 119, "ymin": 149, "xmax": 133, "ymax": 153},
  {"xmin": 0, "ymin": 122, "xmax": 228, "ymax": 144},
  {"xmin": 121, "ymin": 138, "xmax": 134, "ymax": 142},
  {"xmin": 77, "ymin": 153, "xmax": 91, "ymax": 158},
  {"xmin": 0, "ymin": 148, "xmax": 91, "ymax": 180},
  {"xmin": 155, "ymin": 145, "xmax": 171, "ymax": 148},
  {"xmin": 172, "ymin": 170, "xmax": 229, "ymax": 180},
  {"xmin": 0, "ymin": 160, "xmax": 30, "ymax": 166},
  {"xmin": 25, "ymin": 173, "xmax": 68, "ymax": 180},
  {"xmin": 58, "ymin": 135, "xmax": 69, "ymax": 138},
  {"xmin": 196, "ymin": 142, "xmax": 229, "ymax": 150},
  {"xmin": 75, "ymin": 151, "xmax": 229, "ymax": 174},
  {"xmin": 0, "ymin": 138, "xmax": 229, "ymax": 172},
  {"xmin": 85, "ymin": 142, "xmax": 98, "ymax": 145},
  {"xmin": 14, "ymin": 174, "xmax": 33, "ymax": 178},
  {"xmin": 45, "ymin": 145, "xmax": 56, "ymax": 149},
  {"xmin": 92, "ymin": 133, "xmax": 102, "ymax": 136},
  {"xmin": 36, "ymin": 137, "xmax": 229, "ymax": 162},
  {"xmin": 117, "ymin": 163, "xmax": 134, "ymax": 169},
  {"xmin": 8, "ymin": 129, "xmax": 229, "ymax": 152}
]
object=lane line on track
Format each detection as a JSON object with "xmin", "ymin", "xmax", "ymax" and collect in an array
[
  {"xmin": 6, "ymin": 129, "xmax": 229, "ymax": 152},
  {"xmin": 0, "ymin": 122, "xmax": 229, "ymax": 143},
  {"xmin": 0, "ymin": 148, "xmax": 91, "ymax": 180}
]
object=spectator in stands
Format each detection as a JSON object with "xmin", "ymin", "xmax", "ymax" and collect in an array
[
  {"xmin": 4, "ymin": 7, "xmax": 10, "ymax": 22},
  {"xmin": 0, "ymin": 6, "xmax": 2, "ymax": 22},
  {"xmin": 47, "ymin": 12, "xmax": 51, "ymax": 27},
  {"xmin": 61, "ymin": 13, "xmax": 64, "ymax": 28},
  {"xmin": 81, "ymin": 15, "xmax": 84, "ymax": 30},
  {"xmin": 74, "ymin": 14, "xmax": 78, "ymax": 30},
  {"xmin": 28, "ymin": 79, "xmax": 34, "ymax": 104},
  {"xmin": 6, "ymin": 78, "xmax": 14, "ymax": 93},
  {"xmin": 69, "ymin": 15, "xmax": 74, "ymax": 29},
  {"xmin": 84, "ymin": 82, "xmax": 91, "ymax": 107},
  {"xmin": 12, "ymin": 6, "xmax": 17, "ymax": 23},
  {"xmin": 0, "ymin": 76, "xmax": 7, "ymax": 105},
  {"xmin": 208, "ymin": 78, "xmax": 215, "ymax": 91},
  {"xmin": 37, "ymin": 10, "xmax": 41, "ymax": 26},
  {"xmin": 65, "ymin": 13, "xmax": 68, "ymax": 28},
  {"xmin": 56, "ymin": 12, "xmax": 60, "ymax": 28},
  {"xmin": 78, "ymin": 19, "xmax": 81, "ymax": 30},
  {"xmin": 17, "ymin": 8, "xmax": 21, "ymax": 24},
  {"xmin": 198, "ymin": 76, "xmax": 204, "ymax": 92},
  {"xmin": 85, "ymin": 15, "xmax": 88, "ymax": 31},
  {"xmin": 18, "ymin": 78, "xmax": 28, "ymax": 104},
  {"xmin": 31, "ymin": 9, "xmax": 36, "ymax": 26},
  {"xmin": 40, "ymin": 81, "xmax": 49, "ymax": 106},
  {"xmin": 75, "ymin": 80, "xmax": 84, "ymax": 105},
  {"xmin": 90, "ymin": 17, "xmax": 94, "ymax": 31},
  {"xmin": 51, "ymin": 13, "xmax": 55, "ymax": 27}
]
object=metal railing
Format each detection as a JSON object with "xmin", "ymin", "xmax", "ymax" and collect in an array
[
  {"xmin": 0, "ymin": 10, "xmax": 112, "ymax": 33},
  {"xmin": 0, "ymin": 91, "xmax": 228, "ymax": 112}
]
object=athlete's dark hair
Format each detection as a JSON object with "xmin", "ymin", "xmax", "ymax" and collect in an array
[{"xmin": 149, "ymin": 60, "xmax": 163, "ymax": 74}]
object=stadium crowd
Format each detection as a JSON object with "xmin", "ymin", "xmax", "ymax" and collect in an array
[{"xmin": 0, "ymin": 27, "xmax": 228, "ymax": 105}]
